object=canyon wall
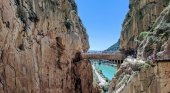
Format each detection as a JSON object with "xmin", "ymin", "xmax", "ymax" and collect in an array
[
  {"xmin": 0, "ymin": 0, "xmax": 93, "ymax": 93},
  {"xmin": 138, "ymin": 2, "xmax": 170, "ymax": 60},
  {"xmin": 109, "ymin": 1, "xmax": 170, "ymax": 93},
  {"xmin": 120, "ymin": 0, "xmax": 169, "ymax": 51},
  {"xmin": 109, "ymin": 59, "xmax": 170, "ymax": 93}
]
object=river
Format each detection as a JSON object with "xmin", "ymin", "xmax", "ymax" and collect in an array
[{"xmin": 91, "ymin": 60, "xmax": 117, "ymax": 81}]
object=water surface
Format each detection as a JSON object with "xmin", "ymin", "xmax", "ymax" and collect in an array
[{"xmin": 92, "ymin": 60, "xmax": 117, "ymax": 80}]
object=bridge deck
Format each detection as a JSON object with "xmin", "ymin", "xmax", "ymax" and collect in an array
[{"xmin": 81, "ymin": 52, "xmax": 125, "ymax": 62}]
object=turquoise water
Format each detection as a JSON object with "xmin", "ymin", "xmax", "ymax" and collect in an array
[{"xmin": 94, "ymin": 62, "xmax": 117, "ymax": 80}]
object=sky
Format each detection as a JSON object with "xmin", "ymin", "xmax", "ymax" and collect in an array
[{"xmin": 76, "ymin": 0, "xmax": 129, "ymax": 51}]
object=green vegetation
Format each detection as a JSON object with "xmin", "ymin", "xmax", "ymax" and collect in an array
[
  {"xmin": 140, "ymin": 63, "xmax": 151, "ymax": 69},
  {"xmin": 101, "ymin": 85, "xmax": 109, "ymax": 93},
  {"xmin": 138, "ymin": 10, "xmax": 144, "ymax": 20},
  {"xmin": 134, "ymin": 31, "xmax": 150, "ymax": 43},
  {"xmin": 139, "ymin": 31, "xmax": 150, "ymax": 41},
  {"xmin": 148, "ymin": 36, "xmax": 157, "ymax": 44},
  {"xmin": 105, "ymin": 77, "xmax": 109, "ymax": 82},
  {"xmin": 64, "ymin": 18, "xmax": 72, "ymax": 29},
  {"xmin": 105, "ymin": 39, "xmax": 120, "ymax": 52},
  {"xmin": 68, "ymin": 0, "xmax": 77, "ymax": 12}
]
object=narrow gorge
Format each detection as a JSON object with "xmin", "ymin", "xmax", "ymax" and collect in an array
[{"xmin": 0, "ymin": 0, "xmax": 170, "ymax": 93}]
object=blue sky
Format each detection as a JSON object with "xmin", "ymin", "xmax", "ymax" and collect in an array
[{"xmin": 76, "ymin": 0, "xmax": 129, "ymax": 51}]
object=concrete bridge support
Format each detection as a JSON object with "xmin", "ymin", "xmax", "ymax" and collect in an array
[
  {"xmin": 112, "ymin": 60, "xmax": 122, "ymax": 69},
  {"xmin": 117, "ymin": 63, "xmax": 121, "ymax": 69}
]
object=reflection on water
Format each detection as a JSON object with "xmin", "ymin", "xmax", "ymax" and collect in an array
[{"xmin": 91, "ymin": 60, "xmax": 117, "ymax": 80}]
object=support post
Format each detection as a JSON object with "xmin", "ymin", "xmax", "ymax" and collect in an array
[{"xmin": 117, "ymin": 63, "xmax": 121, "ymax": 69}]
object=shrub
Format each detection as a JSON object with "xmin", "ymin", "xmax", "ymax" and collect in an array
[
  {"xmin": 148, "ymin": 36, "xmax": 157, "ymax": 44},
  {"xmin": 139, "ymin": 31, "xmax": 149, "ymax": 41},
  {"xmin": 64, "ymin": 18, "xmax": 72, "ymax": 29},
  {"xmin": 138, "ymin": 10, "xmax": 143, "ymax": 19},
  {"xmin": 105, "ymin": 77, "xmax": 109, "ymax": 82},
  {"xmin": 68, "ymin": 0, "xmax": 77, "ymax": 12},
  {"xmin": 102, "ymin": 85, "xmax": 108, "ymax": 92}
]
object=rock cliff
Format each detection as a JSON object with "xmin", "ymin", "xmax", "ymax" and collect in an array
[
  {"xmin": 109, "ymin": 1, "xmax": 170, "ymax": 93},
  {"xmin": 120, "ymin": 0, "xmax": 169, "ymax": 51},
  {"xmin": 0, "ymin": 0, "xmax": 93, "ymax": 93},
  {"xmin": 109, "ymin": 58, "xmax": 170, "ymax": 93},
  {"xmin": 138, "ymin": 2, "xmax": 170, "ymax": 60}
]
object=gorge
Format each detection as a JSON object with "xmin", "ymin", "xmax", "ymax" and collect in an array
[{"xmin": 0, "ymin": 0, "xmax": 170, "ymax": 93}]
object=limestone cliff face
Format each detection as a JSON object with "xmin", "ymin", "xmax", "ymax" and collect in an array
[
  {"xmin": 0, "ymin": 0, "xmax": 92, "ymax": 93},
  {"xmin": 138, "ymin": 2, "xmax": 170, "ymax": 60},
  {"xmin": 109, "ymin": 1, "xmax": 170, "ymax": 93},
  {"xmin": 120, "ymin": 0, "xmax": 169, "ymax": 51},
  {"xmin": 123, "ymin": 62, "xmax": 170, "ymax": 93},
  {"xmin": 109, "ymin": 58, "xmax": 170, "ymax": 93}
]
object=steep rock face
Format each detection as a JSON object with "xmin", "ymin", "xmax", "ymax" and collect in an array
[
  {"xmin": 138, "ymin": 3, "xmax": 170, "ymax": 59},
  {"xmin": 109, "ymin": 1, "xmax": 170, "ymax": 93},
  {"xmin": 125, "ymin": 63, "xmax": 170, "ymax": 93},
  {"xmin": 120, "ymin": 0, "xmax": 169, "ymax": 51},
  {"xmin": 109, "ymin": 58, "xmax": 170, "ymax": 93},
  {"xmin": 0, "ymin": 0, "xmax": 92, "ymax": 93}
]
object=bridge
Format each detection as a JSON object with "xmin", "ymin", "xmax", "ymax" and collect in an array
[
  {"xmin": 81, "ymin": 52, "xmax": 125, "ymax": 64},
  {"xmin": 79, "ymin": 51, "xmax": 170, "ymax": 69}
]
